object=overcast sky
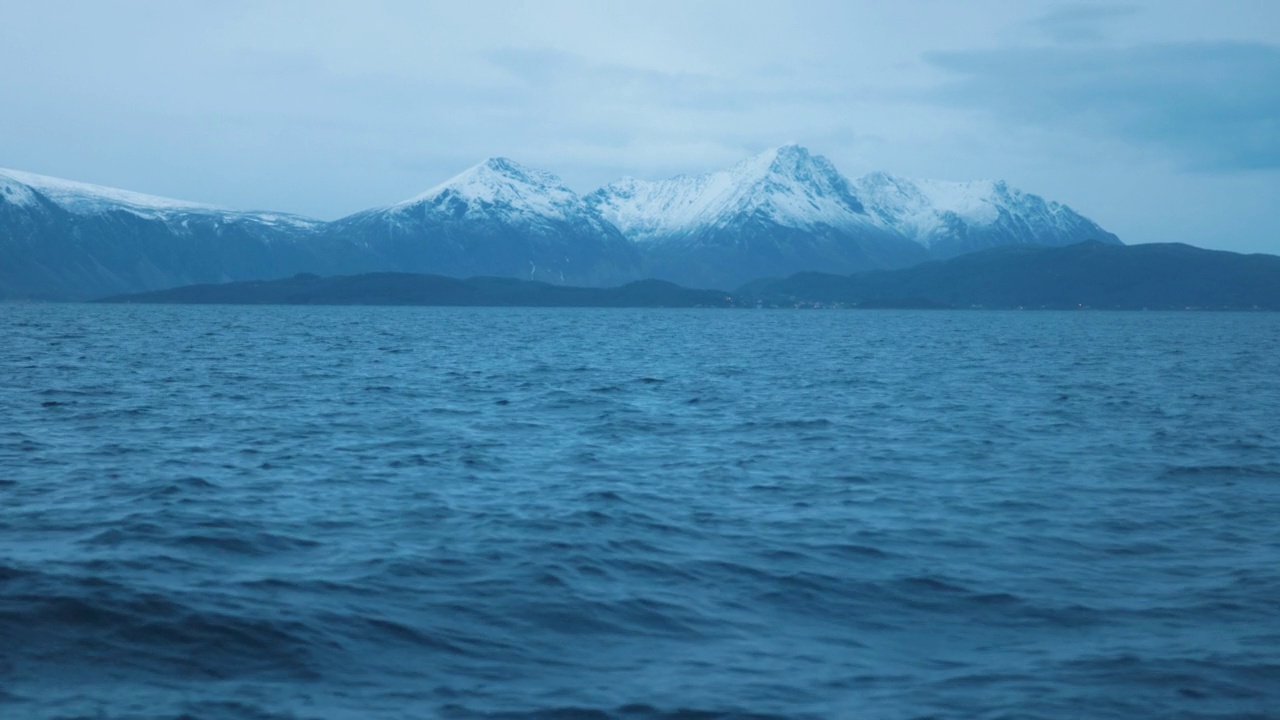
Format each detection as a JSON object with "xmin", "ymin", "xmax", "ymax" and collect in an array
[{"xmin": 1, "ymin": 1, "xmax": 1276, "ymax": 252}]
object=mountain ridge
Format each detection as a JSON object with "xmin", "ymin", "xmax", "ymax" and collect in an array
[
  {"xmin": 324, "ymin": 157, "xmax": 643, "ymax": 287},
  {"xmin": 2, "ymin": 147, "xmax": 1123, "ymax": 299},
  {"xmin": 96, "ymin": 273, "xmax": 735, "ymax": 308},
  {"xmin": 0, "ymin": 166, "xmax": 319, "ymax": 227},
  {"xmin": 585, "ymin": 144, "xmax": 1118, "ymax": 287},
  {"xmin": 92, "ymin": 242, "xmax": 1280, "ymax": 311},
  {"xmin": 739, "ymin": 241, "xmax": 1280, "ymax": 310},
  {"xmin": 587, "ymin": 145, "xmax": 877, "ymax": 243}
]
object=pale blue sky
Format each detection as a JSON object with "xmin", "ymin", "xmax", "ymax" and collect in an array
[{"xmin": 1, "ymin": 0, "xmax": 1276, "ymax": 252}]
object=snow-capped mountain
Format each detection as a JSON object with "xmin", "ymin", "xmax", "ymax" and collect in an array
[
  {"xmin": 0, "ymin": 172, "xmax": 43, "ymax": 210},
  {"xmin": 393, "ymin": 157, "xmax": 588, "ymax": 225},
  {"xmin": 0, "ymin": 148, "xmax": 1122, "ymax": 300},
  {"xmin": 587, "ymin": 145, "xmax": 929, "ymax": 288},
  {"xmin": 0, "ymin": 167, "xmax": 329, "ymax": 300},
  {"xmin": 0, "ymin": 167, "xmax": 319, "ymax": 229},
  {"xmin": 586, "ymin": 145, "xmax": 1119, "ymax": 287},
  {"xmin": 852, "ymin": 171, "xmax": 1120, "ymax": 257},
  {"xmin": 591, "ymin": 145, "xmax": 877, "ymax": 244},
  {"xmin": 326, "ymin": 158, "xmax": 642, "ymax": 287}
]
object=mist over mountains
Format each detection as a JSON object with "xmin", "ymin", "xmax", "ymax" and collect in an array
[{"xmin": 1, "ymin": 146, "xmax": 1119, "ymax": 300}]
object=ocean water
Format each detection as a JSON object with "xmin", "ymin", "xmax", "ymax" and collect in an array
[{"xmin": 2, "ymin": 305, "xmax": 1279, "ymax": 720}]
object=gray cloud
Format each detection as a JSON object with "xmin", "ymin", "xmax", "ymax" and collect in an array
[
  {"xmin": 927, "ymin": 41, "xmax": 1280, "ymax": 171},
  {"xmin": 1029, "ymin": 3, "xmax": 1140, "ymax": 43},
  {"xmin": 0, "ymin": 1, "xmax": 1276, "ymax": 253}
]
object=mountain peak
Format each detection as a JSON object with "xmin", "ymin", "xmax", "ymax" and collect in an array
[
  {"xmin": 770, "ymin": 143, "xmax": 812, "ymax": 163},
  {"xmin": 396, "ymin": 157, "xmax": 573, "ymax": 212},
  {"xmin": 587, "ymin": 144, "xmax": 873, "ymax": 244},
  {"xmin": 464, "ymin": 156, "xmax": 561, "ymax": 188},
  {"xmin": 735, "ymin": 144, "xmax": 824, "ymax": 179},
  {"xmin": 724, "ymin": 145, "xmax": 855, "ymax": 203},
  {"xmin": 477, "ymin": 156, "xmax": 535, "ymax": 178},
  {"xmin": 483, "ymin": 156, "xmax": 517, "ymax": 169}
]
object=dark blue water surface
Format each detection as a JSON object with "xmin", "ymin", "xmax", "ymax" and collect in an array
[{"xmin": 2, "ymin": 305, "xmax": 1279, "ymax": 720}]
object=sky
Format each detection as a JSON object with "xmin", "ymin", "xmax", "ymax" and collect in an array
[{"xmin": 0, "ymin": 0, "xmax": 1277, "ymax": 253}]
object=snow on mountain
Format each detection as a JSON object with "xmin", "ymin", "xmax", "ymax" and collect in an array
[
  {"xmin": 588, "ymin": 144, "xmax": 877, "ymax": 245},
  {"xmin": 0, "ymin": 167, "xmax": 333, "ymax": 301},
  {"xmin": 347, "ymin": 156, "xmax": 625, "ymax": 240},
  {"xmin": 588, "ymin": 146, "xmax": 1118, "ymax": 255},
  {"xmin": 330, "ymin": 157, "xmax": 642, "ymax": 286},
  {"xmin": 0, "ymin": 172, "xmax": 43, "ymax": 210},
  {"xmin": 0, "ymin": 167, "xmax": 320, "ymax": 228},
  {"xmin": 0, "ymin": 167, "xmax": 215, "ymax": 215},
  {"xmin": 389, "ymin": 157, "xmax": 586, "ymax": 223},
  {"xmin": 581, "ymin": 144, "xmax": 1119, "ymax": 287},
  {"xmin": 0, "ymin": 148, "xmax": 1122, "ymax": 299},
  {"xmin": 852, "ymin": 171, "xmax": 1119, "ymax": 255},
  {"xmin": 586, "ymin": 145, "xmax": 932, "ymax": 288},
  {"xmin": 853, "ymin": 172, "xmax": 1000, "ymax": 236}
]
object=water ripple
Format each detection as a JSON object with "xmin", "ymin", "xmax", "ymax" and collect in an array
[{"xmin": 1, "ymin": 306, "xmax": 1279, "ymax": 719}]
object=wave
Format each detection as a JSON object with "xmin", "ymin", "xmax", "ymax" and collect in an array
[
  {"xmin": 437, "ymin": 705, "xmax": 806, "ymax": 720},
  {"xmin": 0, "ymin": 563, "xmax": 324, "ymax": 683}
]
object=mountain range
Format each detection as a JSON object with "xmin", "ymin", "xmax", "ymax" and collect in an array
[
  {"xmin": 0, "ymin": 145, "xmax": 1120, "ymax": 300},
  {"xmin": 101, "ymin": 242, "xmax": 1280, "ymax": 311},
  {"xmin": 98, "ymin": 274, "xmax": 735, "ymax": 308}
]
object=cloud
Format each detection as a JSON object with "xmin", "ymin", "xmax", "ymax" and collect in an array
[
  {"xmin": 470, "ymin": 47, "xmax": 882, "ymax": 183},
  {"xmin": 1029, "ymin": 3, "xmax": 1139, "ymax": 43},
  {"xmin": 483, "ymin": 47, "xmax": 863, "ymax": 119},
  {"xmin": 926, "ymin": 41, "xmax": 1280, "ymax": 172}
]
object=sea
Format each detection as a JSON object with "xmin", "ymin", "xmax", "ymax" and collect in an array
[{"xmin": 2, "ymin": 305, "xmax": 1278, "ymax": 720}]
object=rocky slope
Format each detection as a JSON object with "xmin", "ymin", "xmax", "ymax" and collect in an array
[
  {"xmin": 324, "ymin": 158, "xmax": 642, "ymax": 287},
  {"xmin": 0, "ymin": 168, "xmax": 327, "ymax": 301}
]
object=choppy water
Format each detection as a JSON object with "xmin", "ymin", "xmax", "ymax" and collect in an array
[{"xmin": 2, "ymin": 305, "xmax": 1279, "ymax": 720}]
